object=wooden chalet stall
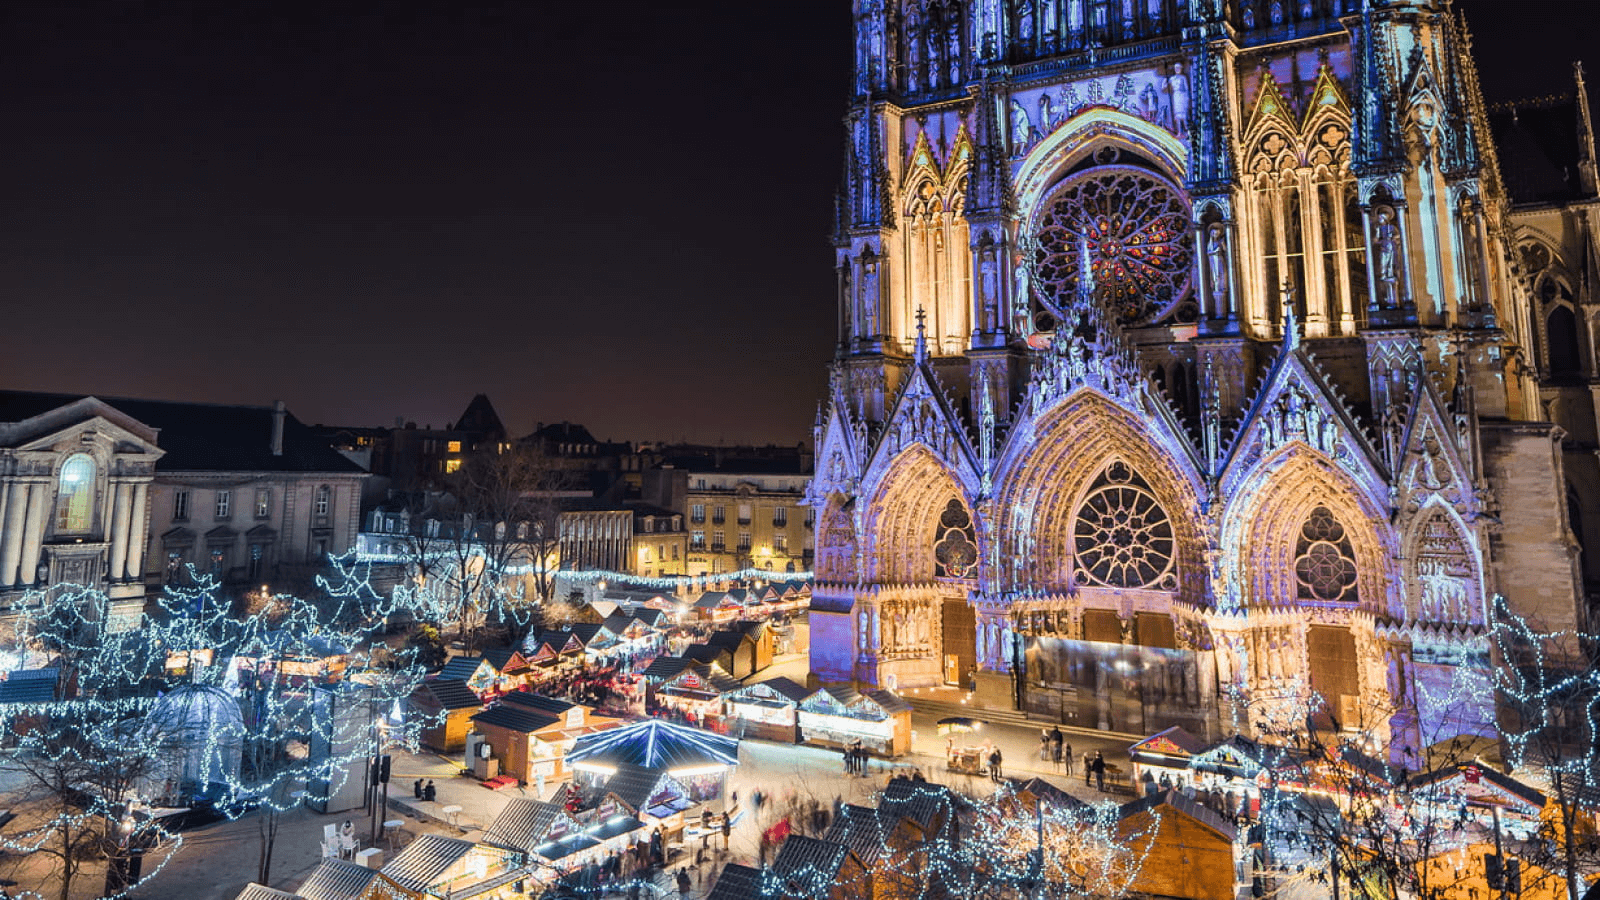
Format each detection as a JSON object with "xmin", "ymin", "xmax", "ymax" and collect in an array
[
  {"xmin": 438, "ymin": 655, "xmax": 501, "ymax": 699},
  {"xmin": 691, "ymin": 591, "xmax": 746, "ymax": 625},
  {"xmin": 410, "ymin": 678, "xmax": 482, "ymax": 753},
  {"xmin": 655, "ymin": 663, "xmax": 741, "ymax": 728},
  {"xmin": 359, "ymin": 834, "xmax": 522, "ymax": 900},
  {"xmin": 729, "ymin": 620, "xmax": 776, "ymax": 671},
  {"xmin": 1128, "ymin": 726, "xmax": 1209, "ymax": 796},
  {"xmin": 724, "ymin": 677, "xmax": 809, "ymax": 742},
  {"xmin": 591, "ymin": 763, "xmax": 695, "ymax": 845},
  {"xmin": 522, "ymin": 632, "xmax": 587, "ymax": 679},
  {"xmin": 1116, "ymin": 791, "xmax": 1238, "ymax": 900},
  {"xmin": 469, "ymin": 693, "xmax": 619, "ymax": 785},
  {"xmin": 798, "ymin": 687, "xmax": 913, "ymax": 757}
]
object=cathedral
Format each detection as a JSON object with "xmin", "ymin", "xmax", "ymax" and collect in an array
[{"xmin": 808, "ymin": 0, "xmax": 1600, "ymax": 749}]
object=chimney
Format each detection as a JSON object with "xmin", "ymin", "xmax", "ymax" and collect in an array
[{"xmin": 271, "ymin": 400, "xmax": 286, "ymax": 457}]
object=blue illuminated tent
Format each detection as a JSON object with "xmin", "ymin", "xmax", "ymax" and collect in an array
[{"xmin": 565, "ymin": 719, "xmax": 739, "ymax": 774}]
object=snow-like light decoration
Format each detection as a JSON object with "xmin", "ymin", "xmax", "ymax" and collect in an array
[{"xmin": 565, "ymin": 719, "xmax": 739, "ymax": 775}]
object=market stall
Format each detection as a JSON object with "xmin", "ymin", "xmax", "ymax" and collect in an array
[
  {"xmin": 566, "ymin": 718, "xmax": 740, "ymax": 804},
  {"xmin": 654, "ymin": 663, "xmax": 741, "ymax": 728},
  {"xmin": 1127, "ymin": 726, "xmax": 1208, "ymax": 796},
  {"xmin": 797, "ymin": 686, "xmax": 912, "ymax": 757},
  {"xmin": 724, "ymin": 677, "xmax": 808, "ymax": 742}
]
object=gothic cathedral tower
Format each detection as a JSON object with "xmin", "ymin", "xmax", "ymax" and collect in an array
[{"xmin": 810, "ymin": 0, "xmax": 1599, "ymax": 750}]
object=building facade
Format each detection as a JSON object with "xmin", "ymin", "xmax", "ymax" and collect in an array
[{"xmin": 809, "ymin": 0, "xmax": 1596, "ymax": 747}]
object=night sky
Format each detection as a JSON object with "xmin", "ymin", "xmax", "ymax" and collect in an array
[{"xmin": 0, "ymin": 1, "xmax": 1589, "ymax": 446}]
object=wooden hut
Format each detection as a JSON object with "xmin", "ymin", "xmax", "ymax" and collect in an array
[{"xmin": 410, "ymin": 678, "xmax": 482, "ymax": 753}]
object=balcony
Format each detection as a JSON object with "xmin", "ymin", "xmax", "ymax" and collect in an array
[
  {"xmin": 710, "ymin": 543, "xmax": 726, "ymax": 553},
  {"xmin": 711, "ymin": 516, "xmax": 725, "ymax": 525},
  {"xmin": 736, "ymin": 518, "xmax": 751, "ymax": 526}
]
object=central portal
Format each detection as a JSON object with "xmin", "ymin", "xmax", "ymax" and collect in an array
[{"xmin": 941, "ymin": 598, "xmax": 975, "ymax": 686}]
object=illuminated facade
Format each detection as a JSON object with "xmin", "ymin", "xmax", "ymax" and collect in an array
[{"xmin": 810, "ymin": 0, "xmax": 1598, "ymax": 746}]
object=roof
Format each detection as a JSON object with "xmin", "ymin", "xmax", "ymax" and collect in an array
[
  {"xmin": 233, "ymin": 885, "xmax": 300, "ymax": 900},
  {"xmin": 823, "ymin": 804, "xmax": 893, "ymax": 865},
  {"xmin": 1409, "ymin": 764, "xmax": 1547, "ymax": 811},
  {"xmin": 771, "ymin": 836, "xmax": 854, "ymax": 897},
  {"xmin": 481, "ymin": 647, "xmax": 518, "ymax": 673},
  {"xmin": 1119, "ymin": 789, "xmax": 1237, "ymax": 842},
  {"xmin": 878, "ymin": 777, "xmax": 957, "ymax": 833},
  {"xmin": 632, "ymin": 608, "xmax": 666, "ymax": 627},
  {"xmin": 733, "ymin": 676, "xmax": 811, "ymax": 703},
  {"xmin": 643, "ymin": 656, "xmax": 694, "ymax": 681},
  {"xmin": 470, "ymin": 704, "xmax": 560, "ymax": 734},
  {"xmin": 567, "ymin": 719, "xmax": 739, "ymax": 771},
  {"xmin": 662, "ymin": 663, "xmax": 742, "ymax": 696},
  {"xmin": 861, "ymin": 689, "xmax": 912, "ymax": 715},
  {"xmin": 0, "ymin": 391, "xmax": 365, "ymax": 474},
  {"xmin": 295, "ymin": 859, "xmax": 378, "ymax": 900},
  {"xmin": 601, "ymin": 763, "xmax": 671, "ymax": 813},
  {"xmin": 482, "ymin": 799, "xmax": 572, "ymax": 853},
  {"xmin": 569, "ymin": 623, "xmax": 613, "ymax": 644},
  {"xmin": 380, "ymin": 833, "xmax": 476, "ymax": 892},
  {"xmin": 705, "ymin": 631, "xmax": 749, "ymax": 653},
  {"xmin": 500, "ymin": 691, "xmax": 576, "ymax": 715},
  {"xmin": 694, "ymin": 591, "xmax": 734, "ymax": 609},
  {"xmin": 1129, "ymin": 725, "xmax": 1209, "ymax": 758},
  {"xmin": 453, "ymin": 394, "xmax": 506, "ymax": 441},
  {"xmin": 706, "ymin": 863, "xmax": 766, "ymax": 900},
  {"xmin": 684, "ymin": 644, "xmax": 724, "ymax": 664},
  {"xmin": 0, "ymin": 669, "xmax": 60, "ymax": 705},
  {"xmin": 1012, "ymin": 777, "xmax": 1087, "ymax": 811},
  {"xmin": 438, "ymin": 656, "xmax": 488, "ymax": 682},
  {"xmin": 416, "ymin": 678, "xmax": 481, "ymax": 712}
]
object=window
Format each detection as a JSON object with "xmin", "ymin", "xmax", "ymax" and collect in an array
[
  {"xmin": 314, "ymin": 485, "xmax": 331, "ymax": 517},
  {"xmin": 672, "ymin": 544, "xmax": 680, "ymax": 560},
  {"xmin": 774, "ymin": 533, "xmax": 788, "ymax": 553},
  {"xmin": 54, "ymin": 454, "xmax": 95, "ymax": 533},
  {"xmin": 712, "ymin": 531, "xmax": 725, "ymax": 551},
  {"xmin": 444, "ymin": 459, "xmax": 462, "ymax": 474},
  {"xmin": 713, "ymin": 506, "xmax": 726, "ymax": 524},
  {"xmin": 692, "ymin": 531, "xmax": 706, "ymax": 549},
  {"xmin": 696, "ymin": 479, "xmax": 707, "ymax": 490},
  {"xmin": 658, "ymin": 543, "xmax": 666, "ymax": 560},
  {"xmin": 247, "ymin": 544, "xmax": 266, "ymax": 580},
  {"xmin": 774, "ymin": 507, "xmax": 788, "ymax": 526},
  {"xmin": 738, "ymin": 532, "xmax": 752, "ymax": 552},
  {"xmin": 1295, "ymin": 506, "xmax": 1359, "ymax": 604},
  {"xmin": 691, "ymin": 504, "xmax": 705, "ymax": 523},
  {"xmin": 737, "ymin": 504, "xmax": 752, "ymax": 525},
  {"xmin": 447, "ymin": 441, "xmax": 462, "ymax": 453},
  {"xmin": 933, "ymin": 498, "xmax": 978, "ymax": 578},
  {"xmin": 215, "ymin": 490, "xmax": 231, "ymax": 519},
  {"xmin": 255, "ymin": 488, "xmax": 271, "ymax": 519},
  {"xmin": 173, "ymin": 490, "xmax": 190, "ymax": 521}
]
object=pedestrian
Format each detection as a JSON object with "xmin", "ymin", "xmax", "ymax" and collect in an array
[
  {"xmin": 413, "ymin": 778, "xmax": 423, "ymax": 799},
  {"xmin": 424, "ymin": 780, "xmax": 437, "ymax": 802},
  {"xmin": 842, "ymin": 746, "xmax": 852, "ymax": 775},
  {"xmin": 1040, "ymin": 729, "xmax": 1051, "ymax": 762},
  {"xmin": 1083, "ymin": 751, "xmax": 1092, "ymax": 786},
  {"xmin": 721, "ymin": 813, "xmax": 731, "ymax": 850},
  {"xmin": 1062, "ymin": 742, "xmax": 1074, "ymax": 776},
  {"xmin": 1093, "ymin": 751, "xmax": 1106, "ymax": 792},
  {"xmin": 676, "ymin": 868, "xmax": 691, "ymax": 898},
  {"xmin": 988, "ymin": 747, "xmax": 1002, "ymax": 782}
]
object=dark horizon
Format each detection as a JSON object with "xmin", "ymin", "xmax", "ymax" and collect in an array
[{"xmin": 0, "ymin": 0, "xmax": 1588, "ymax": 446}]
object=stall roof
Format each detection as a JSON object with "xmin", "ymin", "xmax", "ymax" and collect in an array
[
  {"xmin": 567, "ymin": 719, "xmax": 740, "ymax": 771},
  {"xmin": 416, "ymin": 678, "xmax": 481, "ymax": 712},
  {"xmin": 861, "ymin": 689, "xmax": 912, "ymax": 715},
  {"xmin": 295, "ymin": 859, "xmax": 377, "ymax": 900},
  {"xmin": 500, "ymin": 691, "xmax": 576, "ymax": 716},
  {"xmin": 878, "ymin": 777, "xmax": 961, "ymax": 834},
  {"xmin": 438, "ymin": 656, "xmax": 489, "ymax": 683},
  {"xmin": 601, "ymin": 763, "xmax": 676, "ymax": 815},
  {"xmin": 823, "ymin": 804, "xmax": 894, "ymax": 865},
  {"xmin": 533, "ymin": 831, "xmax": 601, "ymax": 863},
  {"xmin": 588, "ymin": 813, "xmax": 646, "ymax": 842},
  {"xmin": 662, "ymin": 663, "xmax": 742, "ymax": 697},
  {"xmin": 483, "ymin": 799, "xmax": 575, "ymax": 854},
  {"xmin": 731, "ymin": 677, "xmax": 810, "ymax": 704},
  {"xmin": 1409, "ymin": 763, "xmax": 1546, "ymax": 812},
  {"xmin": 705, "ymin": 864, "xmax": 764, "ymax": 900},
  {"xmin": 1012, "ymin": 777, "xmax": 1087, "ymax": 811},
  {"xmin": 1119, "ymin": 789, "xmax": 1237, "ymax": 843},
  {"xmin": 471, "ymin": 705, "xmax": 560, "ymax": 735},
  {"xmin": 0, "ymin": 668, "xmax": 60, "ymax": 704},
  {"xmin": 771, "ymin": 836, "xmax": 856, "ymax": 897},
  {"xmin": 381, "ymin": 834, "xmax": 477, "ymax": 892},
  {"xmin": 233, "ymin": 885, "xmax": 299, "ymax": 900},
  {"xmin": 643, "ymin": 656, "xmax": 694, "ymax": 682},
  {"xmin": 481, "ymin": 647, "xmax": 519, "ymax": 674},
  {"xmin": 1128, "ymin": 725, "xmax": 1208, "ymax": 760}
]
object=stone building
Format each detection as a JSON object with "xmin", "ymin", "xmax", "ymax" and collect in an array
[
  {"xmin": 0, "ymin": 392, "xmax": 367, "ymax": 627},
  {"xmin": 644, "ymin": 448, "xmax": 815, "ymax": 576},
  {"xmin": 809, "ymin": 0, "xmax": 1596, "ymax": 747}
]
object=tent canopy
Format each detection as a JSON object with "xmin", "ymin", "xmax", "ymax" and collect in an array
[{"xmin": 566, "ymin": 719, "xmax": 738, "ymax": 772}]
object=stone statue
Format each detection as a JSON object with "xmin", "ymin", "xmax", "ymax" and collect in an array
[
  {"xmin": 1206, "ymin": 222, "xmax": 1230, "ymax": 312},
  {"xmin": 1010, "ymin": 98, "xmax": 1033, "ymax": 154},
  {"xmin": 1167, "ymin": 63, "xmax": 1190, "ymax": 137},
  {"xmin": 1017, "ymin": 0, "xmax": 1034, "ymax": 42},
  {"xmin": 979, "ymin": 249, "xmax": 999, "ymax": 331},
  {"xmin": 1374, "ymin": 205, "xmax": 1400, "ymax": 306},
  {"xmin": 947, "ymin": 20, "xmax": 961, "ymax": 85},
  {"xmin": 1038, "ymin": 92, "xmax": 1055, "ymax": 132},
  {"xmin": 906, "ymin": 9, "xmax": 923, "ymax": 92},
  {"xmin": 861, "ymin": 257, "xmax": 881, "ymax": 336},
  {"xmin": 1012, "ymin": 259, "xmax": 1033, "ymax": 333}
]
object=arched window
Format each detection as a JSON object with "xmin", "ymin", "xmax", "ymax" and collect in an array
[
  {"xmin": 1072, "ymin": 461, "xmax": 1176, "ymax": 589},
  {"xmin": 933, "ymin": 498, "xmax": 977, "ymax": 578},
  {"xmin": 1547, "ymin": 303, "xmax": 1581, "ymax": 377},
  {"xmin": 1294, "ymin": 506, "xmax": 1359, "ymax": 603},
  {"xmin": 55, "ymin": 454, "xmax": 95, "ymax": 534}
]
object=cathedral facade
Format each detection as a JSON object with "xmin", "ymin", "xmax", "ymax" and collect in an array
[{"xmin": 809, "ymin": 0, "xmax": 1600, "ymax": 746}]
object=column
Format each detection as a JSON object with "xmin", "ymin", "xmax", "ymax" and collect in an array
[
  {"xmin": 1299, "ymin": 171, "xmax": 1329, "ymax": 336},
  {"xmin": 109, "ymin": 482, "xmax": 131, "ymax": 582},
  {"xmin": 19, "ymin": 483, "xmax": 46, "ymax": 587},
  {"xmin": 126, "ymin": 482, "xmax": 150, "ymax": 584},
  {"xmin": 0, "ymin": 481, "xmax": 22, "ymax": 587}
]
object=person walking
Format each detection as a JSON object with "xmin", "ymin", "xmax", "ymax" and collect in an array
[
  {"xmin": 1083, "ymin": 751, "xmax": 1092, "ymax": 787},
  {"xmin": 1093, "ymin": 751, "xmax": 1106, "ymax": 792},
  {"xmin": 1039, "ymin": 729, "xmax": 1051, "ymax": 762},
  {"xmin": 1062, "ymin": 742, "xmax": 1074, "ymax": 777},
  {"xmin": 988, "ymin": 747, "xmax": 1003, "ymax": 782}
]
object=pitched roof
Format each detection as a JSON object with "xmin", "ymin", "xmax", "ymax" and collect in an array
[
  {"xmin": 1118, "ymin": 789, "xmax": 1237, "ymax": 842},
  {"xmin": 438, "ymin": 656, "xmax": 488, "ymax": 682},
  {"xmin": 823, "ymin": 804, "xmax": 893, "ymax": 865},
  {"xmin": 566, "ymin": 719, "xmax": 739, "ymax": 771},
  {"xmin": 499, "ymin": 691, "xmax": 576, "ymax": 715},
  {"xmin": 416, "ymin": 678, "xmax": 481, "ymax": 712},
  {"xmin": 453, "ymin": 394, "xmax": 506, "ymax": 441},
  {"xmin": 643, "ymin": 656, "xmax": 694, "ymax": 681},
  {"xmin": 1129, "ymin": 725, "xmax": 1209, "ymax": 758},
  {"xmin": 470, "ymin": 704, "xmax": 560, "ymax": 734},
  {"xmin": 233, "ymin": 885, "xmax": 300, "ymax": 900},
  {"xmin": 0, "ymin": 391, "xmax": 365, "ymax": 474},
  {"xmin": 771, "ymin": 836, "xmax": 855, "ymax": 897},
  {"xmin": 482, "ymin": 798, "xmax": 572, "ymax": 853},
  {"xmin": 861, "ymin": 689, "xmax": 912, "ymax": 715},
  {"xmin": 295, "ymin": 859, "xmax": 378, "ymax": 900},
  {"xmin": 1012, "ymin": 777, "xmax": 1087, "ymax": 811},
  {"xmin": 878, "ymin": 777, "xmax": 957, "ymax": 833},
  {"xmin": 706, "ymin": 863, "xmax": 766, "ymax": 900},
  {"xmin": 379, "ymin": 833, "xmax": 476, "ymax": 892},
  {"xmin": 733, "ymin": 676, "xmax": 810, "ymax": 704},
  {"xmin": 705, "ymin": 631, "xmax": 749, "ymax": 653},
  {"xmin": 600, "ymin": 763, "xmax": 670, "ymax": 814},
  {"xmin": 481, "ymin": 647, "xmax": 518, "ymax": 673}
]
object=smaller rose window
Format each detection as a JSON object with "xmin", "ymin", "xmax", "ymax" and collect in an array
[
  {"xmin": 934, "ymin": 499, "xmax": 978, "ymax": 578},
  {"xmin": 1294, "ymin": 506, "xmax": 1359, "ymax": 603}
]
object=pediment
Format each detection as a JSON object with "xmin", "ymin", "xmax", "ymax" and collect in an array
[{"xmin": 7, "ymin": 399, "xmax": 163, "ymax": 460}]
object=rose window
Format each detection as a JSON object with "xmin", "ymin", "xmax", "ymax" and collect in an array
[
  {"xmin": 1294, "ymin": 506, "xmax": 1359, "ymax": 603},
  {"xmin": 1072, "ymin": 462, "xmax": 1176, "ymax": 590},
  {"xmin": 933, "ymin": 498, "xmax": 978, "ymax": 578},
  {"xmin": 1032, "ymin": 165, "xmax": 1194, "ymax": 326}
]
